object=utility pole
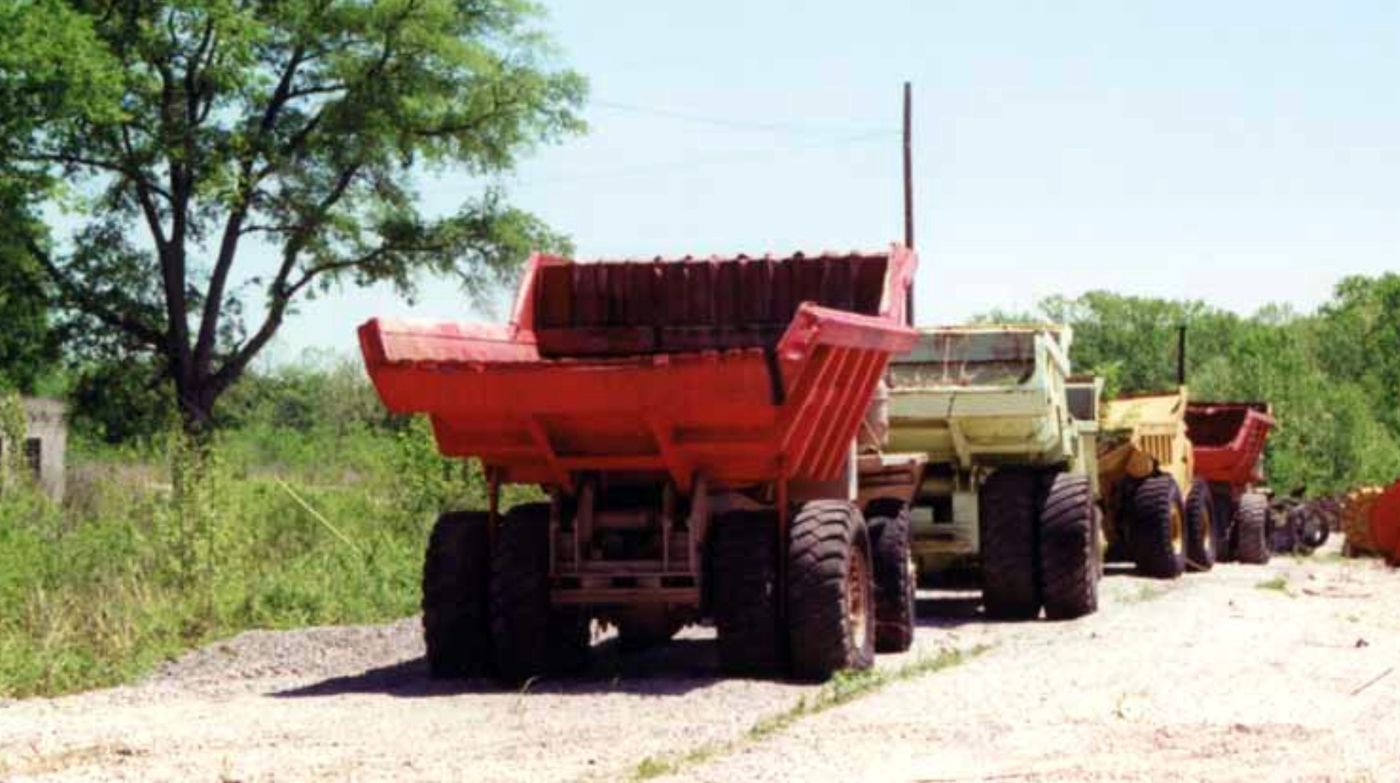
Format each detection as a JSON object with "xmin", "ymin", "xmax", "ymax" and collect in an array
[
  {"xmin": 902, "ymin": 81, "xmax": 915, "ymax": 326},
  {"xmin": 1177, "ymin": 325, "xmax": 1188, "ymax": 387}
]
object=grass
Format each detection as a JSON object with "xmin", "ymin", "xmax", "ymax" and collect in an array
[
  {"xmin": 1255, "ymin": 576, "xmax": 1291, "ymax": 594},
  {"xmin": 1122, "ymin": 584, "xmax": 1166, "ymax": 604},
  {"xmin": 630, "ymin": 645, "xmax": 989, "ymax": 781},
  {"xmin": 0, "ymin": 416, "xmax": 514, "ymax": 699}
]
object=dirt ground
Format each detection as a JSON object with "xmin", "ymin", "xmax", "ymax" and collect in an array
[{"xmin": 2, "ymin": 542, "xmax": 1397, "ymax": 782}]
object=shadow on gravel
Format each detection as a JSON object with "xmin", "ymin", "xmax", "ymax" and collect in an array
[
  {"xmin": 272, "ymin": 637, "xmax": 724, "ymax": 699},
  {"xmin": 1102, "ymin": 563, "xmax": 1139, "ymax": 578},
  {"xmin": 915, "ymin": 591, "xmax": 986, "ymax": 629}
]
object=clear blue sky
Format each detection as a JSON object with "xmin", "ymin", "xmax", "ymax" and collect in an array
[{"xmin": 269, "ymin": 0, "xmax": 1400, "ymax": 362}]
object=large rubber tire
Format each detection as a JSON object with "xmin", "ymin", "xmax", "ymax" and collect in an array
[
  {"xmin": 422, "ymin": 511, "xmax": 492, "ymax": 678},
  {"xmin": 1212, "ymin": 486, "xmax": 1237, "ymax": 562},
  {"xmin": 489, "ymin": 503, "xmax": 590, "ymax": 684},
  {"xmin": 1236, "ymin": 493, "xmax": 1271, "ymax": 564},
  {"xmin": 1185, "ymin": 479, "xmax": 1217, "ymax": 573},
  {"xmin": 1038, "ymin": 472, "xmax": 1098, "ymax": 620},
  {"xmin": 979, "ymin": 468, "xmax": 1041, "ymax": 620},
  {"xmin": 710, "ymin": 511, "xmax": 784, "ymax": 677},
  {"xmin": 787, "ymin": 500, "xmax": 876, "ymax": 681},
  {"xmin": 1131, "ymin": 475, "xmax": 1186, "ymax": 579},
  {"xmin": 867, "ymin": 500, "xmax": 916, "ymax": 653},
  {"xmin": 1298, "ymin": 508, "xmax": 1331, "ymax": 549}
]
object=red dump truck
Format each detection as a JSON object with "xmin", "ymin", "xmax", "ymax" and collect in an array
[
  {"xmin": 360, "ymin": 247, "xmax": 917, "ymax": 682},
  {"xmin": 1184, "ymin": 401, "xmax": 1276, "ymax": 564}
]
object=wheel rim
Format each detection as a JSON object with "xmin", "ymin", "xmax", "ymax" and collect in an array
[{"xmin": 846, "ymin": 545, "xmax": 872, "ymax": 653}]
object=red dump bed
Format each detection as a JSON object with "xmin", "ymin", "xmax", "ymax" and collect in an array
[
  {"xmin": 1185, "ymin": 401, "xmax": 1275, "ymax": 487},
  {"xmin": 360, "ymin": 247, "xmax": 917, "ymax": 491},
  {"xmin": 1371, "ymin": 480, "xmax": 1400, "ymax": 563}
]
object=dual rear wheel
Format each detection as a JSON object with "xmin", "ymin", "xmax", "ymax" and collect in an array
[
  {"xmin": 425, "ymin": 499, "xmax": 908, "ymax": 684},
  {"xmin": 713, "ymin": 500, "xmax": 900, "ymax": 682},
  {"xmin": 422, "ymin": 504, "xmax": 590, "ymax": 684},
  {"xmin": 978, "ymin": 468, "xmax": 1099, "ymax": 621},
  {"xmin": 1120, "ymin": 475, "xmax": 1220, "ymax": 579}
]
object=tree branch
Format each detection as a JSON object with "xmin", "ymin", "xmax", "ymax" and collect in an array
[
  {"xmin": 208, "ymin": 161, "xmax": 363, "ymax": 393},
  {"xmin": 16, "ymin": 152, "xmax": 174, "ymax": 201},
  {"xmin": 23, "ymin": 236, "xmax": 164, "ymax": 347},
  {"xmin": 194, "ymin": 45, "xmax": 308, "ymax": 375},
  {"xmin": 118, "ymin": 125, "xmax": 171, "ymax": 251}
]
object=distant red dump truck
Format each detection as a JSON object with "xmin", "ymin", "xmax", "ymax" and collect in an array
[
  {"xmin": 360, "ymin": 247, "xmax": 917, "ymax": 683},
  {"xmin": 1184, "ymin": 401, "xmax": 1276, "ymax": 564}
]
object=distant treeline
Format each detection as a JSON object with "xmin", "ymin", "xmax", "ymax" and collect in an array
[
  {"xmin": 7, "ymin": 266, "xmax": 1399, "ymax": 499},
  {"xmin": 978, "ymin": 273, "xmax": 1400, "ymax": 496}
]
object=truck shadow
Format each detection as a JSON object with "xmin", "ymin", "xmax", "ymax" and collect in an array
[
  {"xmin": 276, "ymin": 585, "xmax": 1082, "ymax": 700},
  {"xmin": 272, "ymin": 636, "xmax": 725, "ymax": 699},
  {"xmin": 914, "ymin": 592, "xmax": 986, "ymax": 629}
]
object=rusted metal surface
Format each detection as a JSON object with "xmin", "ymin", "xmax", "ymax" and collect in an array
[
  {"xmin": 360, "ymin": 247, "xmax": 917, "ymax": 492},
  {"xmin": 1342, "ymin": 487, "xmax": 1385, "ymax": 557},
  {"xmin": 1185, "ymin": 401, "xmax": 1275, "ymax": 488},
  {"xmin": 1370, "ymin": 480, "xmax": 1400, "ymax": 564},
  {"xmin": 855, "ymin": 453, "xmax": 925, "ymax": 509},
  {"xmin": 886, "ymin": 326, "xmax": 1080, "ymax": 469},
  {"xmin": 530, "ymin": 251, "xmax": 902, "ymax": 357}
]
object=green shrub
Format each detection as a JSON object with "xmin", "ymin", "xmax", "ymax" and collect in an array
[{"xmin": 0, "ymin": 416, "xmax": 488, "ymax": 698}]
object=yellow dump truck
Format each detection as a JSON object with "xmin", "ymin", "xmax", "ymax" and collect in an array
[
  {"xmin": 1097, "ymin": 388, "xmax": 1216, "ymax": 578},
  {"xmin": 866, "ymin": 325, "xmax": 1101, "ymax": 621}
]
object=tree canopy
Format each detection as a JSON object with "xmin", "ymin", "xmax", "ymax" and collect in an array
[
  {"xmin": 0, "ymin": 0, "xmax": 584, "ymax": 429},
  {"xmin": 987, "ymin": 276, "xmax": 1400, "ymax": 496},
  {"xmin": 0, "ymin": 194, "xmax": 56, "ymax": 393}
]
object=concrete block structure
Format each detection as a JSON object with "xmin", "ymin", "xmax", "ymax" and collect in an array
[{"xmin": 1, "ymin": 398, "xmax": 68, "ymax": 502}]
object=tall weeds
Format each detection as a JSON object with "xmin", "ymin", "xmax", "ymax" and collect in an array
[{"xmin": 0, "ymin": 413, "xmax": 492, "ymax": 698}]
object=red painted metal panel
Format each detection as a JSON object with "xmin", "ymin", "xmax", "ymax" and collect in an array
[
  {"xmin": 360, "ymin": 247, "xmax": 917, "ymax": 491},
  {"xmin": 1371, "ymin": 480, "xmax": 1400, "ymax": 564},
  {"xmin": 1185, "ymin": 401, "xmax": 1276, "ymax": 487}
]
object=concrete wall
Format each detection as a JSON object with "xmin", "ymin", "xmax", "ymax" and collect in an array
[{"xmin": 1, "ymin": 398, "xmax": 68, "ymax": 502}]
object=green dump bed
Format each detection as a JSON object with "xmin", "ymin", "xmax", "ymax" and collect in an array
[{"xmin": 887, "ymin": 326, "xmax": 1080, "ymax": 468}]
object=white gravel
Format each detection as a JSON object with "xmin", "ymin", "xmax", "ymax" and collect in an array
[{"xmin": 2, "ymin": 543, "xmax": 1397, "ymax": 782}]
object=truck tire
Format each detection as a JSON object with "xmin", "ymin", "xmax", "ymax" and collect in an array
[
  {"xmin": 1299, "ymin": 509, "xmax": 1330, "ymax": 549},
  {"xmin": 1131, "ymin": 475, "xmax": 1186, "ymax": 579},
  {"xmin": 866, "ymin": 499, "xmax": 916, "ymax": 653},
  {"xmin": 710, "ymin": 511, "xmax": 783, "ymax": 677},
  {"xmin": 1185, "ymin": 479, "xmax": 1217, "ymax": 572},
  {"xmin": 980, "ymin": 468, "xmax": 1041, "ymax": 620},
  {"xmin": 423, "ymin": 511, "xmax": 492, "ymax": 678},
  {"xmin": 1212, "ymin": 486, "xmax": 1236, "ymax": 562},
  {"xmin": 1236, "ymin": 493, "xmax": 1271, "ymax": 564},
  {"xmin": 1039, "ymin": 472, "xmax": 1098, "ymax": 620},
  {"xmin": 787, "ymin": 500, "xmax": 876, "ymax": 681},
  {"xmin": 490, "ymin": 503, "xmax": 590, "ymax": 684}
]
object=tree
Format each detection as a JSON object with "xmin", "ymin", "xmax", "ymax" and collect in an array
[
  {"xmin": 0, "ymin": 192, "xmax": 57, "ymax": 393},
  {"xmin": 0, "ymin": 0, "xmax": 584, "ymax": 432},
  {"xmin": 975, "ymin": 287, "xmax": 1400, "ymax": 496},
  {"xmin": 1316, "ymin": 274, "xmax": 1400, "ymax": 434}
]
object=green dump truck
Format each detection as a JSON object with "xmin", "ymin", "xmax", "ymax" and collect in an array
[{"xmin": 878, "ymin": 325, "xmax": 1101, "ymax": 620}]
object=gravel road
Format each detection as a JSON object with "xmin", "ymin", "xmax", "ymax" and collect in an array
[{"xmin": 2, "ymin": 544, "xmax": 1397, "ymax": 782}]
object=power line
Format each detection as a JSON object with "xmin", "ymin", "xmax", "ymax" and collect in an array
[
  {"xmin": 591, "ymin": 98, "xmax": 898, "ymax": 138},
  {"xmin": 505, "ymin": 130, "xmax": 893, "ymax": 189}
]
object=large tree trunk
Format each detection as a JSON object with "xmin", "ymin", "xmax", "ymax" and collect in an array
[{"xmin": 174, "ymin": 372, "xmax": 219, "ymax": 440}]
